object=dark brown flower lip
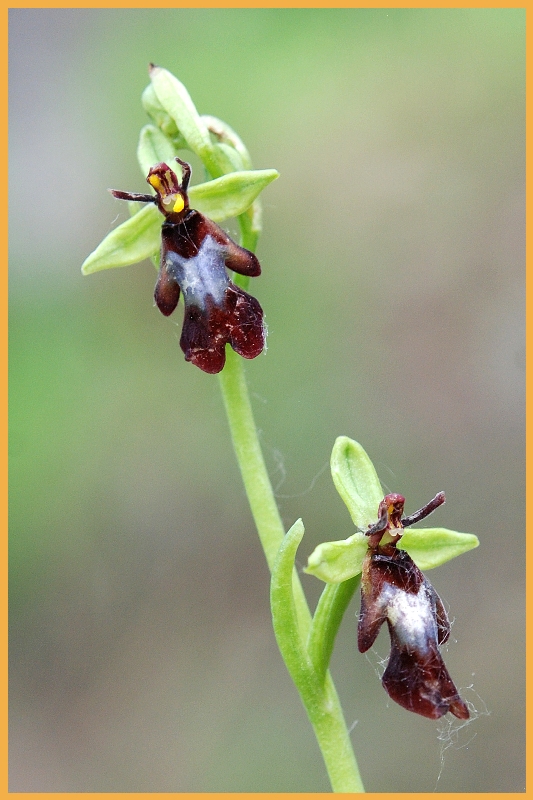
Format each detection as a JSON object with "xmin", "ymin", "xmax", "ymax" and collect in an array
[
  {"xmin": 382, "ymin": 630, "xmax": 470, "ymax": 720},
  {"xmin": 179, "ymin": 284, "xmax": 265, "ymax": 374},
  {"xmin": 358, "ymin": 495, "xmax": 469, "ymax": 720}
]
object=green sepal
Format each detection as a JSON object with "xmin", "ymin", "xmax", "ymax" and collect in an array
[
  {"xmin": 81, "ymin": 203, "xmax": 161, "ymax": 275},
  {"xmin": 149, "ymin": 65, "xmax": 223, "ymax": 178},
  {"xmin": 190, "ymin": 168, "xmax": 278, "ymax": 222},
  {"xmin": 81, "ymin": 169, "xmax": 279, "ymax": 275},
  {"xmin": 330, "ymin": 437, "xmax": 383, "ymax": 529},
  {"xmin": 304, "ymin": 530, "xmax": 368, "ymax": 584},
  {"xmin": 305, "ymin": 525, "xmax": 479, "ymax": 584},
  {"xmin": 399, "ymin": 526, "xmax": 479, "ymax": 570},
  {"xmin": 306, "ymin": 435, "xmax": 480, "ymax": 584}
]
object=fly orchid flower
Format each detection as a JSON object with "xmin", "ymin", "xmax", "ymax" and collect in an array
[
  {"xmin": 110, "ymin": 158, "xmax": 265, "ymax": 374},
  {"xmin": 358, "ymin": 492, "xmax": 470, "ymax": 720}
]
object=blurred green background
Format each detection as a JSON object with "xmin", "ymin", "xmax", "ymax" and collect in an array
[{"xmin": 9, "ymin": 8, "xmax": 524, "ymax": 792}]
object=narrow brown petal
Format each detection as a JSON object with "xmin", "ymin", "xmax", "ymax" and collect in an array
[{"xmin": 154, "ymin": 266, "xmax": 181, "ymax": 317}]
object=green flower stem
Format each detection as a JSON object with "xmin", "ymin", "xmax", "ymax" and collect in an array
[
  {"xmin": 218, "ymin": 349, "xmax": 299, "ymax": 575},
  {"xmin": 218, "ymin": 350, "xmax": 364, "ymax": 793},
  {"xmin": 270, "ymin": 518, "xmax": 365, "ymax": 793},
  {"xmin": 310, "ymin": 674, "xmax": 365, "ymax": 793},
  {"xmin": 307, "ymin": 576, "xmax": 360, "ymax": 683},
  {"xmin": 208, "ymin": 117, "xmax": 364, "ymax": 789}
]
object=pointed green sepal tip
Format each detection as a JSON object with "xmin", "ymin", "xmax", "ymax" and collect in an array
[
  {"xmin": 304, "ymin": 530, "xmax": 368, "ymax": 584},
  {"xmin": 81, "ymin": 169, "xmax": 279, "ymax": 275},
  {"xmin": 81, "ymin": 202, "xmax": 161, "ymax": 275},
  {"xmin": 190, "ymin": 168, "xmax": 279, "ymax": 221},
  {"xmin": 399, "ymin": 527, "xmax": 480, "ymax": 571},
  {"xmin": 331, "ymin": 436, "xmax": 383, "ymax": 529}
]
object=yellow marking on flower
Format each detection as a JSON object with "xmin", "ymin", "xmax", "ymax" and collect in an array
[
  {"xmin": 173, "ymin": 194, "xmax": 185, "ymax": 213},
  {"xmin": 148, "ymin": 174, "xmax": 163, "ymax": 193}
]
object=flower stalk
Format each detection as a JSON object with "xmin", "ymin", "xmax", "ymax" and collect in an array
[
  {"xmin": 219, "ymin": 325, "xmax": 365, "ymax": 794},
  {"xmin": 82, "ymin": 65, "xmax": 478, "ymax": 793},
  {"xmin": 139, "ymin": 65, "xmax": 366, "ymax": 789}
]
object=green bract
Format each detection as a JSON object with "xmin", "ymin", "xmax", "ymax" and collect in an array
[
  {"xmin": 149, "ymin": 65, "xmax": 229, "ymax": 178},
  {"xmin": 305, "ymin": 437, "xmax": 479, "ymax": 584},
  {"xmin": 271, "ymin": 519, "xmax": 315, "ymax": 679},
  {"xmin": 81, "ymin": 169, "xmax": 279, "ymax": 276},
  {"xmin": 140, "ymin": 79, "xmax": 252, "ymax": 173}
]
